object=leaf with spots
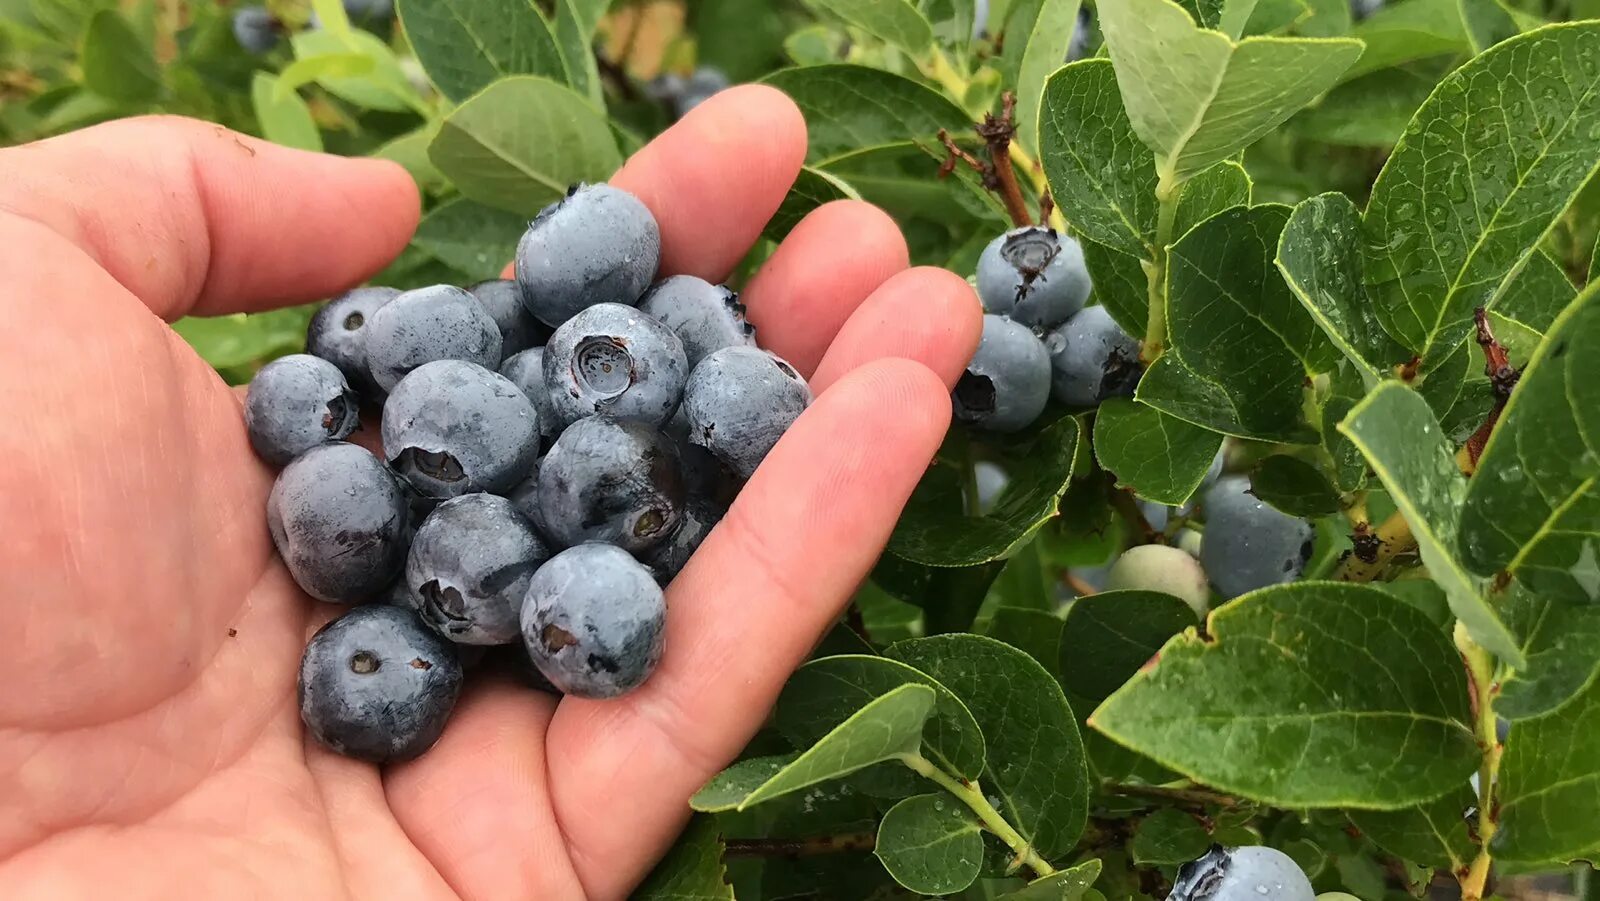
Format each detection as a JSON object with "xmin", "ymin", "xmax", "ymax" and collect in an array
[
  {"xmin": 1346, "ymin": 785, "xmax": 1477, "ymax": 870},
  {"xmin": 1091, "ymin": 582, "xmax": 1480, "ymax": 808},
  {"xmin": 1131, "ymin": 808, "xmax": 1214, "ymax": 866},
  {"xmin": 995, "ymin": 859, "xmax": 1104, "ymax": 900},
  {"xmin": 1172, "ymin": 160, "xmax": 1252, "ymax": 238},
  {"xmin": 874, "ymin": 793, "xmax": 985, "ymax": 895},
  {"xmin": 1093, "ymin": 398, "xmax": 1226, "ymax": 505},
  {"xmin": 1059, "ymin": 590, "xmax": 1198, "ymax": 711},
  {"xmin": 1497, "ymin": 675, "xmax": 1600, "ymax": 862},
  {"xmin": 1498, "ymin": 582, "xmax": 1600, "ymax": 721}
]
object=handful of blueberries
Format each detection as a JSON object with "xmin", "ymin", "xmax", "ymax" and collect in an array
[{"xmin": 246, "ymin": 183, "xmax": 811, "ymax": 763}]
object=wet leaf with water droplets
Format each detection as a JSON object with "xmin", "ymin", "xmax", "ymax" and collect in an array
[{"xmin": 874, "ymin": 793, "xmax": 985, "ymax": 895}]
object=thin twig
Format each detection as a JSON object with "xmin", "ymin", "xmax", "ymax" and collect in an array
[
  {"xmin": 1102, "ymin": 781, "xmax": 1242, "ymax": 810},
  {"xmin": 723, "ymin": 833, "xmax": 877, "ymax": 858},
  {"xmin": 1460, "ymin": 307, "xmax": 1520, "ymax": 475},
  {"xmin": 976, "ymin": 92, "xmax": 1034, "ymax": 228}
]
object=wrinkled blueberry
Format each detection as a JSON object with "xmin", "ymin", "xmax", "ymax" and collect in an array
[
  {"xmin": 298, "ymin": 605, "xmax": 462, "ymax": 763},
  {"xmin": 521, "ymin": 544, "xmax": 666, "ymax": 699},
  {"xmin": 1200, "ymin": 476, "xmax": 1316, "ymax": 600},
  {"xmin": 534, "ymin": 416, "xmax": 685, "ymax": 552},
  {"xmin": 542, "ymin": 302, "xmax": 689, "ymax": 431},
  {"xmin": 1047, "ymin": 305, "xmax": 1143, "ymax": 408},
  {"xmin": 232, "ymin": 5, "xmax": 280, "ymax": 53},
  {"xmin": 268, "ymin": 443, "xmax": 411, "ymax": 603},
  {"xmin": 365, "ymin": 285, "xmax": 502, "ymax": 393},
  {"xmin": 406, "ymin": 494, "xmax": 550, "ymax": 646},
  {"xmin": 976, "ymin": 227, "xmax": 1092, "ymax": 330},
  {"xmin": 469, "ymin": 279, "xmax": 547, "ymax": 362},
  {"xmin": 307, "ymin": 286, "xmax": 399, "ymax": 397},
  {"xmin": 641, "ymin": 497, "xmax": 724, "ymax": 583},
  {"xmin": 500, "ymin": 348, "xmax": 559, "ymax": 441},
  {"xmin": 244, "ymin": 354, "xmax": 360, "ymax": 466},
  {"xmin": 515, "ymin": 184, "xmax": 662, "ymax": 327},
  {"xmin": 637, "ymin": 275, "xmax": 756, "ymax": 367},
  {"xmin": 953, "ymin": 315, "xmax": 1051, "ymax": 433},
  {"xmin": 681, "ymin": 346, "xmax": 812, "ymax": 479},
  {"xmin": 381, "ymin": 360, "xmax": 540, "ymax": 499}
]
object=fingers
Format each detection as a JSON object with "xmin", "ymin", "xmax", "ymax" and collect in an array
[
  {"xmin": 612, "ymin": 85, "xmax": 807, "ymax": 281},
  {"xmin": 0, "ymin": 116, "xmax": 419, "ymax": 320},
  {"xmin": 544, "ymin": 359, "xmax": 953, "ymax": 899},
  {"xmin": 809, "ymin": 266, "xmax": 983, "ymax": 392},
  {"xmin": 741, "ymin": 200, "xmax": 910, "ymax": 375}
]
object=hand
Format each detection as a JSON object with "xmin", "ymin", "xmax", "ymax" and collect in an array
[{"xmin": 0, "ymin": 86, "xmax": 980, "ymax": 900}]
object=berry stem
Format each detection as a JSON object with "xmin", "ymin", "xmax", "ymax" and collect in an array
[
  {"xmin": 723, "ymin": 833, "xmax": 877, "ymax": 858},
  {"xmin": 899, "ymin": 752, "xmax": 1057, "ymax": 878},
  {"xmin": 1101, "ymin": 780, "xmax": 1241, "ymax": 810},
  {"xmin": 1457, "ymin": 307, "xmax": 1520, "ymax": 476},
  {"xmin": 1142, "ymin": 177, "xmax": 1182, "ymax": 362},
  {"xmin": 1456, "ymin": 624, "xmax": 1502, "ymax": 901}
]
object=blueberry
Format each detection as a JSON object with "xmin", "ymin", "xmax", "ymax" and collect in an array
[
  {"xmin": 675, "ymin": 67, "xmax": 731, "ymax": 117},
  {"xmin": 268, "ymin": 443, "xmax": 411, "ymax": 604},
  {"xmin": 1107, "ymin": 545, "xmax": 1210, "ymax": 618},
  {"xmin": 307, "ymin": 286, "xmax": 399, "ymax": 397},
  {"xmin": 1199, "ymin": 476, "xmax": 1315, "ymax": 600},
  {"xmin": 542, "ymin": 302, "xmax": 689, "ymax": 431},
  {"xmin": 515, "ymin": 184, "xmax": 662, "ymax": 327},
  {"xmin": 232, "ymin": 5, "xmax": 280, "ymax": 54},
  {"xmin": 1140, "ymin": 446, "xmax": 1227, "ymax": 532},
  {"xmin": 1168, "ymin": 846, "xmax": 1314, "ymax": 901},
  {"xmin": 972, "ymin": 0, "xmax": 989, "ymax": 39},
  {"xmin": 343, "ymin": 0, "xmax": 394, "ymax": 20},
  {"xmin": 665, "ymin": 408, "xmax": 743, "ymax": 507},
  {"xmin": 480, "ymin": 641, "xmax": 563, "ymax": 695},
  {"xmin": 973, "ymin": 461, "xmax": 1009, "ymax": 515},
  {"xmin": 405, "ymin": 494, "xmax": 550, "ymax": 645},
  {"xmin": 244, "ymin": 354, "xmax": 360, "ymax": 466},
  {"xmin": 641, "ymin": 498, "xmax": 724, "ymax": 583},
  {"xmin": 534, "ymin": 416, "xmax": 686, "ymax": 552},
  {"xmin": 500, "ymin": 348, "xmax": 559, "ymax": 440},
  {"xmin": 365, "ymin": 285, "xmax": 502, "ymax": 393},
  {"xmin": 681, "ymin": 346, "xmax": 812, "ymax": 479},
  {"xmin": 976, "ymin": 227, "xmax": 1091, "ymax": 329},
  {"xmin": 1047, "ymin": 305, "xmax": 1143, "ymax": 407},
  {"xmin": 381, "ymin": 360, "xmax": 540, "ymax": 499},
  {"xmin": 469, "ymin": 279, "xmax": 547, "ymax": 362},
  {"xmin": 298, "ymin": 605, "xmax": 462, "ymax": 763},
  {"xmin": 953, "ymin": 315, "xmax": 1051, "ymax": 433},
  {"xmin": 1350, "ymin": 0, "xmax": 1383, "ymax": 20},
  {"xmin": 1068, "ymin": 6, "xmax": 1093, "ymax": 62},
  {"xmin": 505, "ymin": 456, "xmax": 543, "ymax": 526},
  {"xmin": 637, "ymin": 275, "xmax": 756, "ymax": 367},
  {"xmin": 521, "ymin": 544, "xmax": 666, "ymax": 699}
]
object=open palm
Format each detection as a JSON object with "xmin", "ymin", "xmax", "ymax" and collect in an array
[{"xmin": 0, "ymin": 86, "xmax": 980, "ymax": 900}]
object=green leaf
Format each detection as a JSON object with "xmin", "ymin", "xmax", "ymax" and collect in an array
[
  {"xmin": 1343, "ymin": 0, "xmax": 1469, "ymax": 81},
  {"xmin": 633, "ymin": 816, "xmax": 735, "ymax": 901},
  {"xmin": 1082, "ymin": 239, "xmax": 1151, "ymax": 340},
  {"xmin": 994, "ymin": 859, "xmax": 1104, "ymax": 901},
  {"xmin": 985, "ymin": 607, "xmax": 1066, "ymax": 678},
  {"xmin": 1346, "ymin": 785, "xmax": 1476, "ymax": 870},
  {"xmin": 762, "ymin": 65, "xmax": 971, "ymax": 167},
  {"xmin": 1091, "ymin": 582, "xmax": 1480, "ymax": 808},
  {"xmin": 1321, "ymin": 393, "xmax": 1369, "ymax": 493},
  {"xmin": 873, "ymin": 556, "xmax": 1004, "ymax": 636},
  {"xmin": 1499, "ymin": 584, "xmax": 1600, "ymax": 721},
  {"xmin": 1277, "ymin": 192, "xmax": 1411, "ymax": 384},
  {"xmin": 887, "ymin": 635, "xmax": 1092, "ymax": 858},
  {"xmin": 250, "ymin": 73, "xmax": 322, "ymax": 152},
  {"xmin": 1130, "ymin": 808, "xmax": 1214, "ymax": 866},
  {"xmin": 411, "ymin": 198, "xmax": 527, "ymax": 281},
  {"xmin": 1291, "ymin": 58, "xmax": 1454, "ymax": 147},
  {"xmin": 874, "ymin": 794, "xmax": 985, "ymax": 895},
  {"xmin": 1039, "ymin": 59, "xmax": 1159, "ymax": 258},
  {"xmin": 1137, "ymin": 352, "xmax": 1317, "ymax": 441},
  {"xmin": 80, "ymin": 10, "xmax": 160, "ymax": 102},
  {"xmin": 691, "ymin": 684, "xmax": 937, "ymax": 812},
  {"xmin": 1014, "ymin": 0, "xmax": 1084, "ymax": 152},
  {"xmin": 428, "ymin": 76, "xmax": 621, "ymax": 215},
  {"xmin": 1458, "ymin": 0, "xmax": 1520, "ymax": 53},
  {"xmin": 553, "ymin": 0, "xmax": 603, "ymax": 104},
  {"xmin": 808, "ymin": 0, "xmax": 933, "ymax": 54},
  {"xmin": 373, "ymin": 124, "xmax": 448, "ymax": 194},
  {"xmin": 776, "ymin": 655, "xmax": 987, "ymax": 780},
  {"xmin": 1250, "ymin": 455, "xmax": 1343, "ymax": 517},
  {"xmin": 1098, "ymin": 0, "xmax": 1362, "ymax": 184},
  {"xmin": 291, "ymin": 29, "xmax": 421, "ymax": 113},
  {"xmin": 276, "ymin": 53, "xmax": 377, "ymax": 95},
  {"xmin": 1339, "ymin": 382, "xmax": 1522, "ymax": 664},
  {"xmin": 1363, "ymin": 22, "xmax": 1600, "ymax": 360},
  {"xmin": 766, "ymin": 166, "xmax": 860, "ymax": 243},
  {"xmin": 1059, "ymin": 590, "xmax": 1198, "ymax": 709},
  {"xmin": 1458, "ymin": 285, "xmax": 1600, "ymax": 606},
  {"xmin": 1172, "ymin": 160, "xmax": 1252, "ymax": 238},
  {"xmin": 1497, "ymin": 675, "xmax": 1600, "ymax": 862},
  {"xmin": 1093, "ymin": 398, "xmax": 1226, "ymax": 505},
  {"xmin": 1495, "ymin": 249, "xmax": 1575, "ymax": 336},
  {"xmin": 396, "ymin": 0, "xmax": 566, "ymax": 102},
  {"xmin": 890, "ymin": 415, "xmax": 1081, "ymax": 566},
  {"xmin": 173, "ymin": 307, "xmax": 318, "ymax": 371},
  {"xmin": 1164, "ymin": 204, "xmax": 1335, "ymax": 442}
]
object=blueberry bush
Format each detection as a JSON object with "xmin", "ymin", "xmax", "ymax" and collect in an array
[{"xmin": 11, "ymin": 0, "xmax": 1600, "ymax": 898}]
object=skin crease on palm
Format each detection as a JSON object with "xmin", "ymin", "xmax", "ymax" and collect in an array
[{"xmin": 0, "ymin": 86, "xmax": 982, "ymax": 900}]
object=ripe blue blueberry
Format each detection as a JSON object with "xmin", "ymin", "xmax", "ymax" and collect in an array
[
  {"xmin": 405, "ymin": 494, "xmax": 550, "ymax": 646},
  {"xmin": 365, "ymin": 285, "xmax": 503, "ymax": 393},
  {"xmin": 953, "ymin": 315, "xmax": 1051, "ymax": 433},
  {"xmin": 681, "ymin": 346, "xmax": 812, "ymax": 479},
  {"xmin": 637, "ymin": 275, "xmax": 756, "ymax": 367},
  {"xmin": 1068, "ymin": 7, "xmax": 1093, "ymax": 62},
  {"xmin": 641, "ymin": 497, "xmax": 724, "ymax": 583},
  {"xmin": 1047, "ymin": 305, "xmax": 1143, "ymax": 407},
  {"xmin": 343, "ymin": 0, "xmax": 394, "ymax": 20},
  {"xmin": 534, "ymin": 415, "xmax": 686, "ymax": 552},
  {"xmin": 244, "ymin": 354, "xmax": 360, "ymax": 466},
  {"xmin": 542, "ymin": 302, "xmax": 689, "ymax": 431},
  {"xmin": 1350, "ymin": 0, "xmax": 1384, "ymax": 21},
  {"xmin": 1168, "ymin": 846, "xmax": 1314, "ymax": 901},
  {"xmin": 665, "ymin": 408, "xmax": 743, "ymax": 506},
  {"xmin": 676, "ymin": 66, "xmax": 731, "ymax": 116},
  {"xmin": 298, "ymin": 605, "xmax": 462, "ymax": 763},
  {"xmin": 1141, "ymin": 446, "xmax": 1227, "ymax": 531},
  {"xmin": 268, "ymin": 443, "xmax": 412, "ymax": 604},
  {"xmin": 521, "ymin": 544, "xmax": 667, "ymax": 699},
  {"xmin": 1107, "ymin": 545, "xmax": 1211, "ymax": 618},
  {"xmin": 381, "ymin": 360, "xmax": 540, "ymax": 499},
  {"xmin": 515, "ymin": 184, "xmax": 662, "ymax": 327},
  {"xmin": 1200, "ymin": 476, "xmax": 1315, "ymax": 600},
  {"xmin": 307, "ymin": 286, "xmax": 399, "ymax": 398},
  {"xmin": 232, "ymin": 5, "xmax": 280, "ymax": 54},
  {"xmin": 976, "ymin": 227, "xmax": 1091, "ymax": 329},
  {"xmin": 499, "ymin": 348, "xmax": 559, "ymax": 440},
  {"xmin": 469, "ymin": 279, "xmax": 547, "ymax": 362}
]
